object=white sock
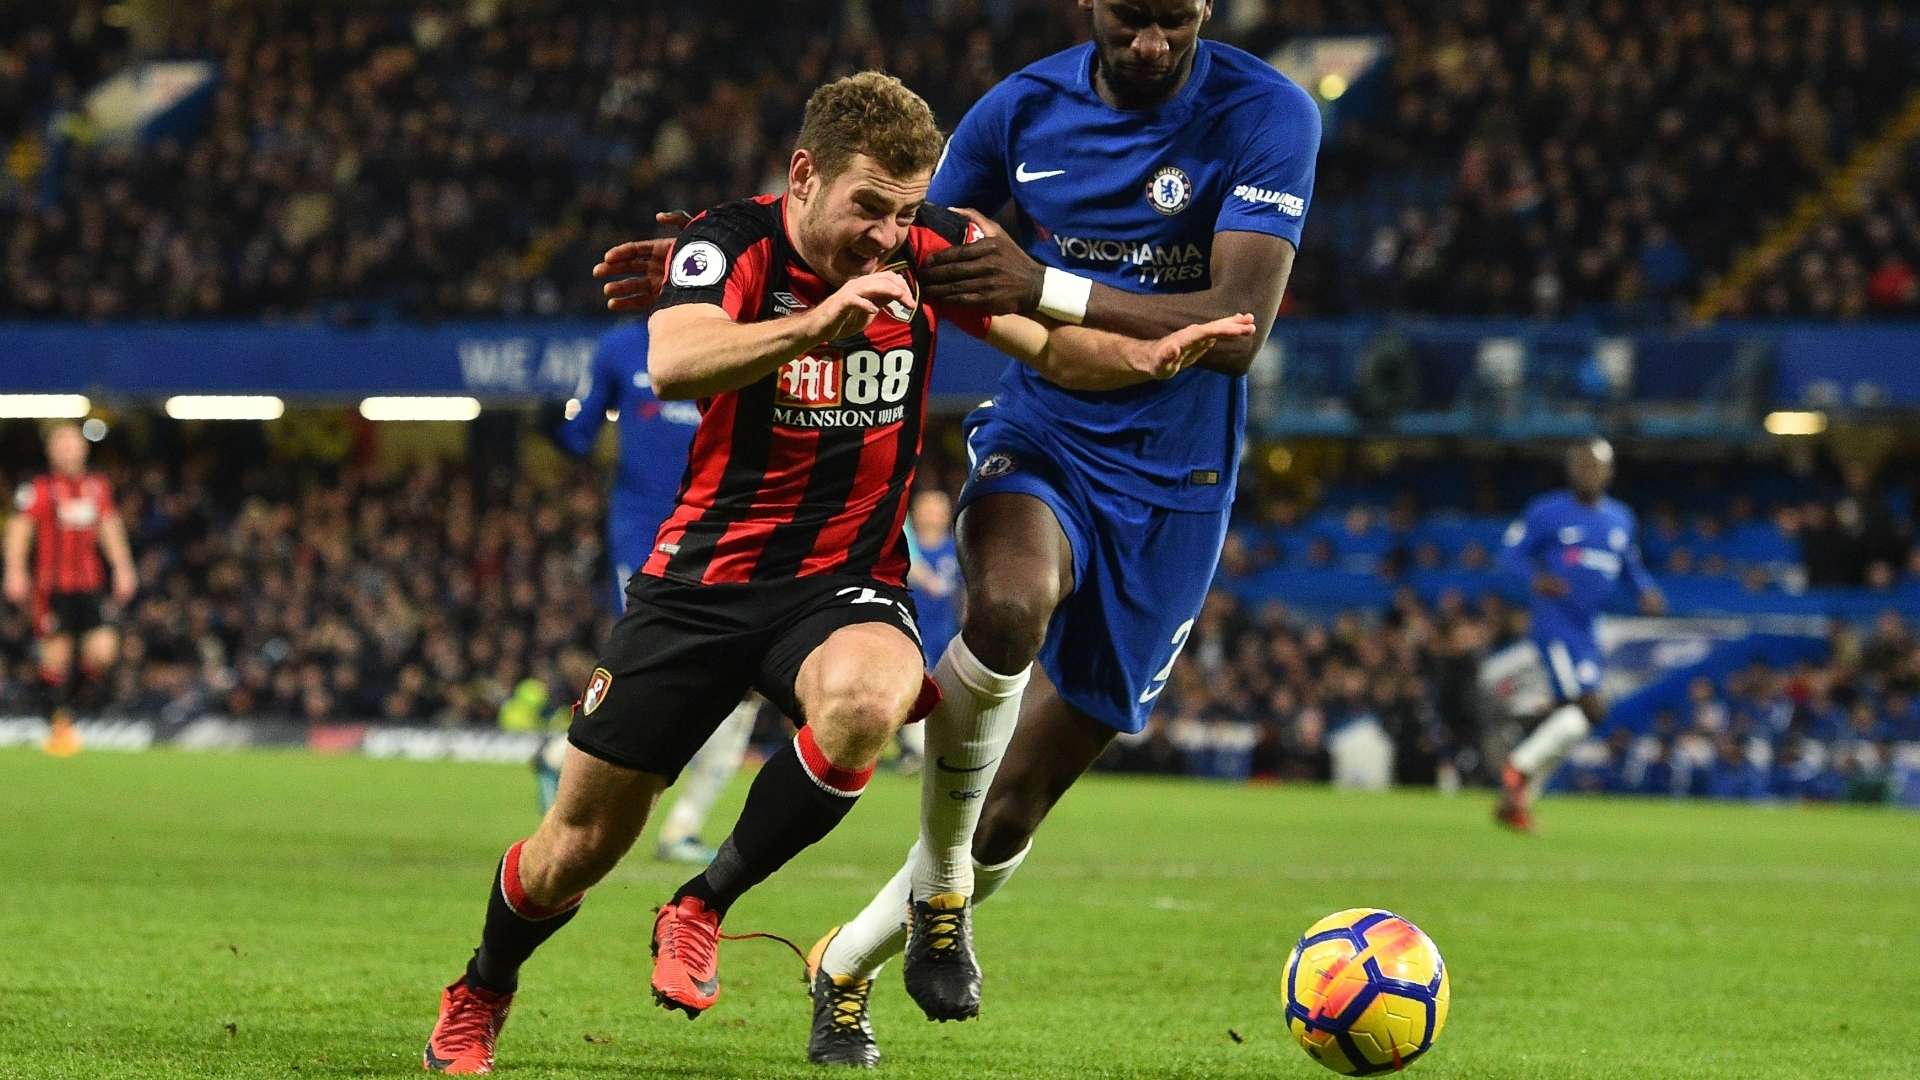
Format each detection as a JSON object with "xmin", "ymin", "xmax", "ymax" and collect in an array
[
  {"xmin": 820, "ymin": 840, "xmax": 1034, "ymax": 980},
  {"xmin": 660, "ymin": 697, "xmax": 757, "ymax": 845},
  {"xmin": 1509, "ymin": 703, "xmax": 1590, "ymax": 784},
  {"xmin": 972, "ymin": 840, "xmax": 1030, "ymax": 903},
  {"xmin": 910, "ymin": 637, "xmax": 1029, "ymax": 900}
]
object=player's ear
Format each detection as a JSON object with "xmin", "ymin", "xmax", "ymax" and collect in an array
[{"xmin": 789, "ymin": 149, "xmax": 817, "ymax": 203}]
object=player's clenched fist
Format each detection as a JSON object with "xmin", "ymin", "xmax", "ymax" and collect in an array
[
  {"xmin": 807, "ymin": 271, "xmax": 915, "ymax": 343},
  {"xmin": 1139, "ymin": 313, "xmax": 1256, "ymax": 380}
]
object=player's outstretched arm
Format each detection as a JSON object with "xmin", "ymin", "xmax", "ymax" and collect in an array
[
  {"xmin": 647, "ymin": 271, "xmax": 914, "ymax": 400},
  {"xmin": 921, "ymin": 213, "xmax": 1295, "ymax": 377},
  {"xmin": 984, "ymin": 312, "xmax": 1256, "ymax": 393}
]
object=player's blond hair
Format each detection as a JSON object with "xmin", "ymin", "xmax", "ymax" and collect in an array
[{"xmin": 796, "ymin": 71, "xmax": 945, "ymax": 183}]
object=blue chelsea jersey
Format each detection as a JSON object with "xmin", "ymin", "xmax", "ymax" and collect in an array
[
  {"xmin": 555, "ymin": 322, "xmax": 704, "ymax": 539},
  {"xmin": 929, "ymin": 41, "xmax": 1321, "ymax": 511},
  {"xmin": 1498, "ymin": 491, "xmax": 1661, "ymax": 633}
]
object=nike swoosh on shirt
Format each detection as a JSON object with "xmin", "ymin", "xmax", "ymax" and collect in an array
[{"xmin": 1015, "ymin": 163, "xmax": 1066, "ymax": 182}]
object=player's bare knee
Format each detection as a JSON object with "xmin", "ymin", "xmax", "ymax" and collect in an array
[
  {"xmin": 810, "ymin": 679, "xmax": 911, "ymax": 762},
  {"xmin": 528, "ymin": 819, "xmax": 634, "ymax": 897}
]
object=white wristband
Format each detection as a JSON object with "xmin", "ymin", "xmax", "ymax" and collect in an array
[{"xmin": 1036, "ymin": 267, "xmax": 1092, "ymax": 325}]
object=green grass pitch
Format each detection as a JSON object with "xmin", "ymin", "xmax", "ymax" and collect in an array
[{"xmin": 3, "ymin": 748, "xmax": 1917, "ymax": 1079}]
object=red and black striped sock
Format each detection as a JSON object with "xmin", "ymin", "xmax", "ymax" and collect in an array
[
  {"xmin": 675, "ymin": 726, "xmax": 873, "ymax": 918},
  {"xmin": 468, "ymin": 839, "xmax": 583, "ymax": 993}
]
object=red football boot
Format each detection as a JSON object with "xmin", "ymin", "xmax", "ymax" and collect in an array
[
  {"xmin": 651, "ymin": 896, "xmax": 722, "ymax": 1017},
  {"xmin": 1494, "ymin": 764, "xmax": 1536, "ymax": 832},
  {"xmin": 423, "ymin": 976, "xmax": 513, "ymax": 1074}
]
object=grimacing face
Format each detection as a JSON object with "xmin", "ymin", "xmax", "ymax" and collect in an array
[
  {"xmin": 790, "ymin": 151, "xmax": 930, "ymax": 287},
  {"xmin": 1083, "ymin": 0, "xmax": 1211, "ymax": 107}
]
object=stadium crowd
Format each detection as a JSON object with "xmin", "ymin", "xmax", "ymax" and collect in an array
[
  {"xmin": 0, "ymin": 451, "xmax": 612, "ymax": 729},
  {"xmin": 1286, "ymin": 0, "xmax": 1919, "ymax": 320},
  {"xmin": 1557, "ymin": 610, "xmax": 1920, "ymax": 803},
  {"xmin": 1740, "ymin": 141, "xmax": 1920, "ymax": 319},
  {"xmin": 1133, "ymin": 583, "xmax": 1919, "ymax": 805},
  {"xmin": 5, "ymin": 0, "xmax": 1919, "ymax": 323},
  {"xmin": 1224, "ymin": 456, "xmax": 1919, "ymax": 592},
  {"xmin": 3, "ymin": 433, "xmax": 1915, "ymax": 804}
]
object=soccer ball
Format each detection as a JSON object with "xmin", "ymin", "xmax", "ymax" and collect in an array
[{"xmin": 1282, "ymin": 908, "xmax": 1449, "ymax": 1074}]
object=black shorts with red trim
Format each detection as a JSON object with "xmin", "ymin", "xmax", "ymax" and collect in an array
[
  {"xmin": 567, "ymin": 572, "xmax": 926, "ymax": 783},
  {"xmin": 35, "ymin": 591, "xmax": 108, "ymax": 639}
]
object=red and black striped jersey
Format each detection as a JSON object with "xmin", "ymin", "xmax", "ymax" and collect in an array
[
  {"xmin": 15, "ymin": 472, "xmax": 115, "ymax": 595},
  {"xmin": 643, "ymin": 194, "xmax": 991, "ymax": 588}
]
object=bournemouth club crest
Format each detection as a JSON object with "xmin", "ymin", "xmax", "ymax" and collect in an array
[
  {"xmin": 581, "ymin": 667, "xmax": 613, "ymax": 716},
  {"xmin": 881, "ymin": 259, "xmax": 920, "ymax": 322}
]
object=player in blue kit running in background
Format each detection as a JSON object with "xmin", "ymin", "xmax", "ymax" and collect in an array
[
  {"xmin": 1494, "ymin": 440, "xmax": 1666, "ymax": 832},
  {"xmin": 549, "ymin": 322, "xmax": 759, "ymax": 862},
  {"xmin": 904, "ymin": 490, "xmax": 961, "ymax": 677},
  {"xmin": 894, "ymin": 490, "xmax": 963, "ymax": 774},
  {"xmin": 592, "ymin": 3, "xmax": 1316, "ymax": 1059}
]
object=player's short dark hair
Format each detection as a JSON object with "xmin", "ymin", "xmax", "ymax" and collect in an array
[{"xmin": 796, "ymin": 71, "xmax": 944, "ymax": 184}]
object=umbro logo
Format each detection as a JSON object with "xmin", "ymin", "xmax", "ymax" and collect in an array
[
  {"xmin": 1015, "ymin": 162, "xmax": 1066, "ymax": 183},
  {"xmin": 773, "ymin": 291, "xmax": 809, "ymax": 315}
]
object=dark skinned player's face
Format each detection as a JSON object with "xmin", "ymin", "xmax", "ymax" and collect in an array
[
  {"xmin": 1568, "ymin": 447, "xmax": 1613, "ymax": 500},
  {"xmin": 1082, "ymin": 0, "xmax": 1212, "ymax": 107}
]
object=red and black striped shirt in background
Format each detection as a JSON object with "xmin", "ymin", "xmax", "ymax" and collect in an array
[
  {"xmin": 643, "ymin": 194, "xmax": 989, "ymax": 589},
  {"xmin": 14, "ymin": 473, "xmax": 115, "ymax": 595}
]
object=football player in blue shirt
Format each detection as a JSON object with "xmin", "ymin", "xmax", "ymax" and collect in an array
[
  {"xmin": 1494, "ymin": 440, "xmax": 1665, "ymax": 832},
  {"xmin": 550, "ymin": 322, "xmax": 759, "ymax": 863},
  {"xmin": 593, "ymin": 3, "xmax": 1315, "ymax": 1059},
  {"xmin": 805, "ymin": 1, "xmax": 1319, "ymax": 1062}
]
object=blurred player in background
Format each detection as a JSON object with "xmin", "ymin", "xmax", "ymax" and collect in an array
[
  {"xmin": 594, "ymin": 3, "xmax": 1312, "ymax": 1063},
  {"xmin": 897, "ymin": 488, "xmax": 963, "ymax": 773},
  {"xmin": 425, "ymin": 71, "xmax": 1248, "ymax": 1075},
  {"xmin": 551, "ymin": 320, "xmax": 759, "ymax": 863},
  {"xmin": 4, "ymin": 421, "xmax": 137, "ymax": 757},
  {"xmin": 1494, "ymin": 439, "xmax": 1666, "ymax": 831}
]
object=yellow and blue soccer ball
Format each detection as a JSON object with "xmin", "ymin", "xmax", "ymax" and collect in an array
[{"xmin": 1283, "ymin": 908, "xmax": 1449, "ymax": 1074}]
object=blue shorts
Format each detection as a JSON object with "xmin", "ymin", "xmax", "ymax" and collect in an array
[
  {"xmin": 609, "ymin": 503, "xmax": 674, "ymax": 613},
  {"xmin": 1533, "ymin": 625, "xmax": 1603, "ymax": 704},
  {"xmin": 959, "ymin": 407, "xmax": 1228, "ymax": 734}
]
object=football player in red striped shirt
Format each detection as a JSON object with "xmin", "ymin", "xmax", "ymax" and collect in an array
[
  {"xmin": 4, "ymin": 421, "xmax": 138, "ymax": 755},
  {"xmin": 422, "ymin": 71, "xmax": 1251, "ymax": 1075}
]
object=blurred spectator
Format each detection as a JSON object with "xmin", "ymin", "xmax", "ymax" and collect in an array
[{"xmin": 5, "ymin": 2, "xmax": 1919, "ymax": 322}]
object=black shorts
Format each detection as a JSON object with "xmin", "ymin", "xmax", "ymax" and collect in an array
[
  {"xmin": 37, "ymin": 592, "xmax": 107, "ymax": 639},
  {"xmin": 567, "ymin": 573, "xmax": 923, "ymax": 782}
]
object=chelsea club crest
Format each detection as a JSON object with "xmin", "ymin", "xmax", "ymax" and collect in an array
[{"xmin": 1146, "ymin": 166, "xmax": 1192, "ymax": 216}]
